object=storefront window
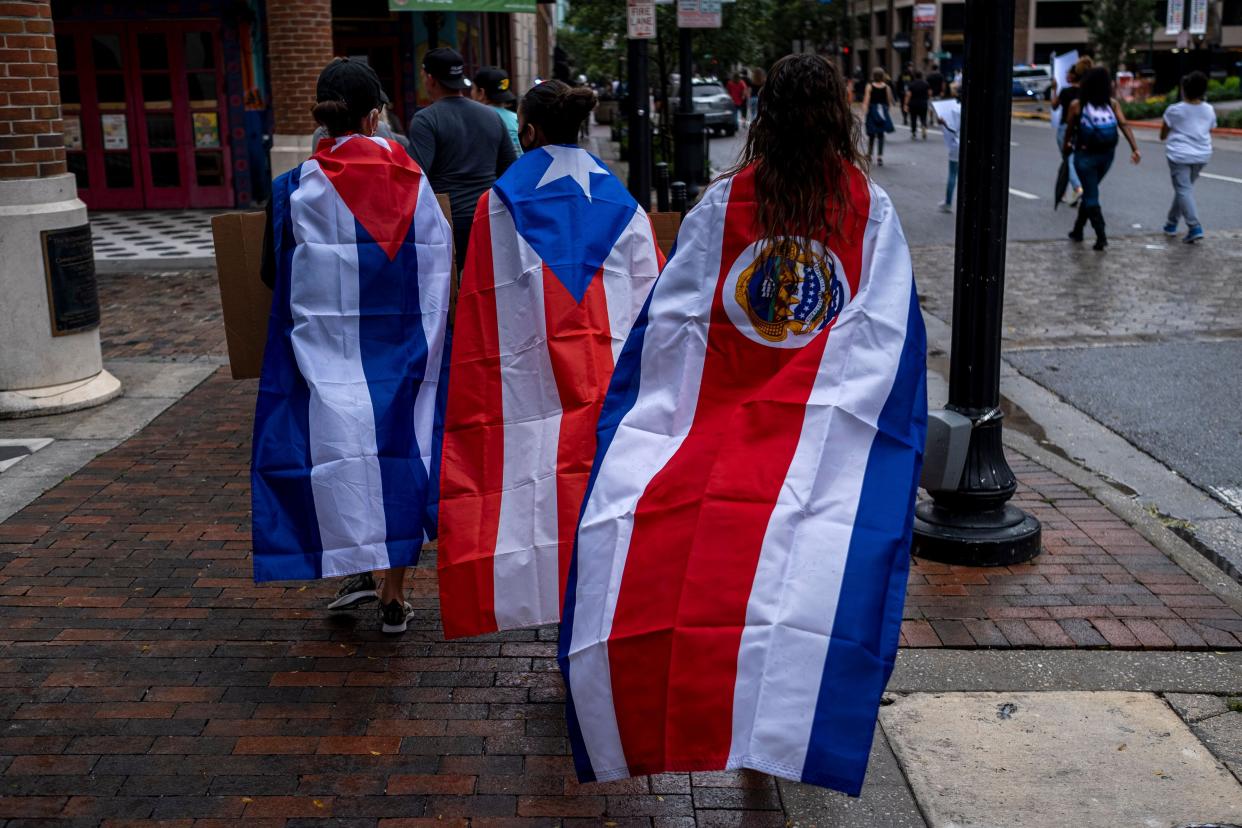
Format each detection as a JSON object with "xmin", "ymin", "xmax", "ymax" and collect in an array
[
  {"xmin": 137, "ymin": 33, "xmax": 169, "ymax": 70},
  {"xmin": 195, "ymin": 152, "xmax": 224, "ymax": 187},
  {"xmin": 184, "ymin": 32, "xmax": 215, "ymax": 69},
  {"xmin": 188, "ymin": 72, "xmax": 217, "ymax": 103},
  {"xmin": 146, "ymin": 113, "xmax": 177, "ymax": 148},
  {"xmin": 142, "ymin": 74, "xmax": 173, "ymax": 107},
  {"xmin": 104, "ymin": 153, "xmax": 134, "ymax": 189}
]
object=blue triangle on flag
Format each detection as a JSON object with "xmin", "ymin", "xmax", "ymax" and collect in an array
[{"xmin": 492, "ymin": 146, "xmax": 638, "ymax": 304}]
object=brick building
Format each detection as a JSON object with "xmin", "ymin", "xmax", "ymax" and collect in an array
[
  {"xmin": 847, "ymin": 0, "xmax": 1242, "ymax": 91},
  {"xmin": 41, "ymin": 0, "xmax": 555, "ymax": 211}
]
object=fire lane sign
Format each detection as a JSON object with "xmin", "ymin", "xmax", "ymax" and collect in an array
[{"xmin": 628, "ymin": 0, "xmax": 656, "ymax": 39}]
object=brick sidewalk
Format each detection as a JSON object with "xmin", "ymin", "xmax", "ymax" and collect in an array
[{"xmin": 0, "ymin": 266, "xmax": 1238, "ymax": 824}]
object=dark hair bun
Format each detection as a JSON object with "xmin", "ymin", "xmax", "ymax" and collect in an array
[
  {"xmin": 520, "ymin": 80, "xmax": 596, "ymax": 144},
  {"xmin": 564, "ymin": 86, "xmax": 597, "ymax": 118},
  {"xmin": 311, "ymin": 99, "xmax": 353, "ymax": 136}
]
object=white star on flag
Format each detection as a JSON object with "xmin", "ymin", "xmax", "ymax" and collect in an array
[{"xmin": 536, "ymin": 145, "xmax": 609, "ymax": 202}]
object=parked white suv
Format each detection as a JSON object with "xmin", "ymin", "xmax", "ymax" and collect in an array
[{"xmin": 1013, "ymin": 64, "xmax": 1054, "ymax": 100}]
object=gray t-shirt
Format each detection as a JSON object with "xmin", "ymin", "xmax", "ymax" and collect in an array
[{"xmin": 407, "ymin": 96, "xmax": 517, "ymax": 225}]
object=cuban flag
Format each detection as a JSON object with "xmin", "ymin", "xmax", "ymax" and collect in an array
[
  {"xmin": 559, "ymin": 164, "xmax": 927, "ymax": 795},
  {"xmin": 437, "ymin": 145, "xmax": 661, "ymax": 639},
  {"xmin": 251, "ymin": 135, "xmax": 452, "ymax": 582}
]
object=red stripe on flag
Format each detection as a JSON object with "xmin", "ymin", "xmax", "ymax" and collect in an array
[
  {"xmin": 542, "ymin": 264, "xmax": 616, "ymax": 605},
  {"xmin": 438, "ymin": 195, "xmax": 503, "ymax": 639},
  {"xmin": 606, "ymin": 166, "xmax": 872, "ymax": 774}
]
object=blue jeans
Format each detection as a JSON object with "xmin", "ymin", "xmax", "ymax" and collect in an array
[
  {"xmin": 1073, "ymin": 150, "xmax": 1114, "ymax": 208},
  {"xmin": 1167, "ymin": 159, "xmax": 1204, "ymax": 228},
  {"xmin": 945, "ymin": 159, "xmax": 958, "ymax": 205},
  {"xmin": 1055, "ymin": 122, "xmax": 1081, "ymax": 190}
]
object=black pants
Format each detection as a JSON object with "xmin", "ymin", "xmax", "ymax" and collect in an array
[{"xmin": 909, "ymin": 105, "xmax": 927, "ymax": 135}]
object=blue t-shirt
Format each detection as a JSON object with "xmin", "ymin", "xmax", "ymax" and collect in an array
[{"xmin": 495, "ymin": 107, "xmax": 522, "ymax": 157}]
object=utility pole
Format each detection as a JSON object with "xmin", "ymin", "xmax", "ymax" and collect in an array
[
  {"xmin": 912, "ymin": 0, "xmax": 1041, "ymax": 567},
  {"xmin": 627, "ymin": 38, "xmax": 652, "ymax": 209}
]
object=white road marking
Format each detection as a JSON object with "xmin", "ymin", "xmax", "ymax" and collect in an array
[
  {"xmin": 1209, "ymin": 485, "xmax": 1242, "ymax": 516},
  {"xmin": 1008, "ymin": 188, "xmax": 1040, "ymax": 200},
  {"xmin": 1201, "ymin": 171, "xmax": 1242, "ymax": 184}
]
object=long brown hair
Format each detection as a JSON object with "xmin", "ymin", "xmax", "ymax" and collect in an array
[{"xmin": 726, "ymin": 54, "xmax": 864, "ymax": 259}]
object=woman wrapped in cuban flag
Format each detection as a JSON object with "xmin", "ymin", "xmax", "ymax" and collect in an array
[
  {"xmin": 559, "ymin": 54, "xmax": 928, "ymax": 794},
  {"xmin": 251, "ymin": 58, "xmax": 453, "ymax": 635}
]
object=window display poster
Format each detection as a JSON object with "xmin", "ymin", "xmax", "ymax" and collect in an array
[
  {"xmin": 101, "ymin": 114, "xmax": 128, "ymax": 150},
  {"xmin": 193, "ymin": 112, "xmax": 220, "ymax": 148},
  {"xmin": 63, "ymin": 116, "xmax": 83, "ymax": 151}
]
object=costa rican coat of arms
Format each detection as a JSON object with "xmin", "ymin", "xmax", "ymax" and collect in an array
[{"xmin": 728, "ymin": 240, "xmax": 847, "ymax": 346}]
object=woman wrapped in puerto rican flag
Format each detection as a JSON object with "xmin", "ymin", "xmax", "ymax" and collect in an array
[
  {"xmin": 437, "ymin": 81, "xmax": 662, "ymax": 640},
  {"xmin": 250, "ymin": 58, "xmax": 452, "ymax": 635},
  {"xmin": 559, "ymin": 54, "xmax": 928, "ymax": 795}
]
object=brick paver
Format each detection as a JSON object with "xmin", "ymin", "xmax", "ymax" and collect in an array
[{"xmin": 97, "ymin": 269, "xmax": 227, "ymax": 361}]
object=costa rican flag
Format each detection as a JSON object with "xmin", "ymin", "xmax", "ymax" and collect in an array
[
  {"xmin": 437, "ymin": 145, "xmax": 661, "ymax": 640},
  {"xmin": 559, "ymin": 164, "xmax": 927, "ymax": 794},
  {"xmin": 251, "ymin": 135, "xmax": 452, "ymax": 582}
]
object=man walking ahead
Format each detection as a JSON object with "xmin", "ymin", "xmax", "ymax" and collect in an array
[{"xmin": 408, "ymin": 48, "xmax": 517, "ymax": 271}]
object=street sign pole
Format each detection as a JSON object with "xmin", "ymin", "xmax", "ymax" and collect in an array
[
  {"xmin": 912, "ymin": 0, "xmax": 1041, "ymax": 566},
  {"xmin": 626, "ymin": 0, "xmax": 655, "ymax": 208}
]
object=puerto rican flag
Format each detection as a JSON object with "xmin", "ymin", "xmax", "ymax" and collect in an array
[
  {"xmin": 251, "ymin": 135, "xmax": 452, "ymax": 582},
  {"xmin": 437, "ymin": 145, "xmax": 662, "ymax": 640},
  {"xmin": 559, "ymin": 164, "xmax": 927, "ymax": 794}
]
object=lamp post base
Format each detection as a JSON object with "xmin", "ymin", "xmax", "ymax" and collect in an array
[{"xmin": 912, "ymin": 501, "xmax": 1041, "ymax": 567}]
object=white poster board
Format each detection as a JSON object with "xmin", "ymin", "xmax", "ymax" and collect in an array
[
  {"xmin": 627, "ymin": 0, "xmax": 656, "ymax": 39},
  {"xmin": 1052, "ymin": 50, "xmax": 1078, "ymax": 92}
]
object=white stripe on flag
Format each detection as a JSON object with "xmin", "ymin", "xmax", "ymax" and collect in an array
[
  {"xmin": 600, "ymin": 209, "xmax": 661, "ymax": 365},
  {"xmin": 412, "ymin": 173, "xmax": 453, "ymax": 535},
  {"xmin": 567, "ymin": 177, "xmax": 733, "ymax": 779},
  {"xmin": 289, "ymin": 159, "xmax": 393, "ymax": 577},
  {"xmin": 728, "ymin": 184, "xmax": 915, "ymax": 774},
  {"xmin": 489, "ymin": 196, "xmax": 565, "ymax": 630}
]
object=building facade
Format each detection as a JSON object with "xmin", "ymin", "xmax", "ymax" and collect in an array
[
  {"xmin": 44, "ymin": 0, "xmax": 555, "ymax": 211},
  {"xmin": 847, "ymin": 0, "xmax": 1242, "ymax": 89}
]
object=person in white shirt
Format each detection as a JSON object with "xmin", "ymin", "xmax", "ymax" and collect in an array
[
  {"xmin": 1161, "ymin": 71, "xmax": 1216, "ymax": 244},
  {"xmin": 936, "ymin": 87, "xmax": 962, "ymax": 213}
]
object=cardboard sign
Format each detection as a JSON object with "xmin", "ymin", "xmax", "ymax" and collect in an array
[
  {"xmin": 211, "ymin": 194, "xmax": 456, "ymax": 381},
  {"xmin": 649, "ymin": 211, "xmax": 682, "ymax": 257},
  {"xmin": 1052, "ymin": 50, "xmax": 1078, "ymax": 92}
]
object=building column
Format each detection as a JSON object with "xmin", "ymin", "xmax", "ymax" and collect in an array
[
  {"xmin": 267, "ymin": 0, "xmax": 333, "ymax": 180},
  {"xmin": 0, "ymin": 0, "xmax": 119, "ymax": 418},
  {"xmin": 1014, "ymin": 0, "xmax": 1033, "ymax": 64}
]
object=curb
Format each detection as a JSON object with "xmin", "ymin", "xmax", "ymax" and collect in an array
[
  {"xmin": 96, "ymin": 256, "xmax": 216, "ymax": 273},
  {"xmin": 1004, "ymin": 429, "xmax": 1242, "ymax": 616}
]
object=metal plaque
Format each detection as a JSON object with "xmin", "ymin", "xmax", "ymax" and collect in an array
[{"xmin": 41, "ymin": 224, "xmax": 100, "ymax": 336}]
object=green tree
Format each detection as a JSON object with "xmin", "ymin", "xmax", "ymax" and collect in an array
[{"xmin": 1082, "ymin": 0, "xmax": 1157, "ymax": 74}]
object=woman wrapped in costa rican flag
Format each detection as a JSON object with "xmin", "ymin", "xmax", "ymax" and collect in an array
[
  {"xmin": 251, "ymin": 59, "xmax": 452, "ymax": 635},
  {"xmin": 437, "ymin": 81, "xmax": 662, "ymax": 639},
  {"xmin": 559, "ymin": 54, "xmax": 927, "ymax": 795}
]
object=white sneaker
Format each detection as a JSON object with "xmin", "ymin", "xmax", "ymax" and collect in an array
[{"xmin": 939, "ymin": 202, "xmax": 953, "ymax": 213}]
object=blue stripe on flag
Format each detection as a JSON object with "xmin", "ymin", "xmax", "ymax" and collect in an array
[
  {"xmin": 801, "ymin": 286, "xmax": 927, "ymax": 795},
  {"xmin": 252, "ymin": 164, "xmax": 327, "ymax": 583},
  {"xmin": 558, "ymin": 285, "xmax": 657, "ymax": 783},
  {"xmin": 355, "ymin": 221, "xmax": 430, "ymax": 570}
]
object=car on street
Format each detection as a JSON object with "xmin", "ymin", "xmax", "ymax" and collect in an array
[
  {"xmin": 669, "ymin": 81, "xmax": 737, "ymax": 136},
  {"xmin": 1013, "ymin": 64, "xmax": 1054, "ymax": 99}
]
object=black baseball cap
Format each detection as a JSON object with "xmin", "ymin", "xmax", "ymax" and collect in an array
[
  {"xmin": 473, "ymin": 66, "xmax": 515, "ymax": 103},
  {"xmin": 423, "ymin": 47, "xmax": 471, "ymax": 90},
  {"xmin": 316, "ymin": 57, "xmax": 388, "ymax": 120}
]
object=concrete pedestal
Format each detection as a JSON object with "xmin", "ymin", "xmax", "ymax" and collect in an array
[
  {"xmin": 269, "ymin": 134, "xmax": 311, "ymax": 180},
  {"xmin": 0, "ymin": 174, "xmax": 120, "ymax": 419}
]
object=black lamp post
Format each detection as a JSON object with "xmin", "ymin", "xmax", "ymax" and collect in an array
[
  {"xmin": 911, "ymin": 0, "xmax": 1041, "ymax": 567},
  {"xmin": 627, "ymin": 37, "xmax": 652, "ymax": 209},
  {"xmin": 673, "ymin": 27, "xmax": 705, "ymax": 198}
]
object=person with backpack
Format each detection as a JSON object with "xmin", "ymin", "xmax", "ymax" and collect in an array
[
  {"xmin": 1062, "ymin": 66, "xmax": 1141, "ymax": 250},
  {"xmin": 1161, "ymin": 70, "xmax": 1215, "ymax": 244}
]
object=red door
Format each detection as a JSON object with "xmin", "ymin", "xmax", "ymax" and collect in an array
[{"xmin": 57, "ymin": 21, "xmax": 232, "ymax": 210}]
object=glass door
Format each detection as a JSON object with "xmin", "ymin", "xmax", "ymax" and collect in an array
[
  {"xmin": 57, "ymin": 25, "xmax": 144, "ymax": 209},
  {"xmin": 129, "ymin": 22, "xmax": 232, "ymax": 209}
]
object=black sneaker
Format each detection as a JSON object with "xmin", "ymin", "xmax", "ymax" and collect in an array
[
  {"xmin": 379, "ymin": 599, "xmax": 414, "ymax": 634},
  {"xmin": 327, "ymin": 572, "xmax": 377, "ymax": 611}
]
